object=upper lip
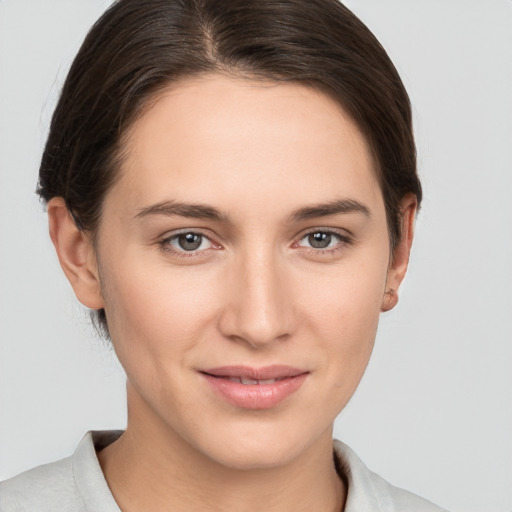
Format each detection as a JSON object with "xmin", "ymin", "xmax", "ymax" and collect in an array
[{"xmin": 201, "ymin": 365, "xmax": 308, "ymax": 380}]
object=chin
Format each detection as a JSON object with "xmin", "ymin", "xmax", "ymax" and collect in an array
[
  {"xmin": 193, "ymin": 419, "xmax": 329, "ymax": 471},
  {"xmin": 206, "ymin": 442, "xmax": 302, "ymax": 471}
]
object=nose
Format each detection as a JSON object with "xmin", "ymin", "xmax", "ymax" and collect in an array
[{"xmin": 218, "ymin": 248, "xmax": 297, "ymax": 349}]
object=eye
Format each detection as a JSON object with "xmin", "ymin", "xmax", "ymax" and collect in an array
[
  {"xmin": 163, "ymin": 231, "xmax": 214, "ymax": 253},
  {"xmin": 296, "ymin": 230, "xmax": 350, "ymax": 252}
]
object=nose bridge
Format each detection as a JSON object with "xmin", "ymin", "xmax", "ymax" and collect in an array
[{"xmin": 220, "ymin": 244, "xmax": 294, "ymax": 347}]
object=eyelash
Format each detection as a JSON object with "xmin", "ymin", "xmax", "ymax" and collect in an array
[
  {"xmin": 158, "ymin": 228, "xmax": 352, "ymax": 258},
  {"xmin": 294, "ymin": 229, "xmax": 353, "ymax": 256},
  {"xmin": 159, "ymin": 229, "xmax": 218, "ymax": 259}
]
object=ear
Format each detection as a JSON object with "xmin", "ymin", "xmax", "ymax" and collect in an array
[
  {"xmin": 47, "ymin": 197, "xmax": 104, "ymax": 309},
  {"xmin": 381, "ymin": 193, "xmax": 418, "ymax": 312}
]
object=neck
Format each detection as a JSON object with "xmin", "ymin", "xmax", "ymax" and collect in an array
[{"xmin": 98, "ymin": 385, "xmax": 345, "ymax": 512}]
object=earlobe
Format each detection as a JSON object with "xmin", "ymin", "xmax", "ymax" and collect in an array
[
  {"xmin": 47, "ymin": 197, "xmax": 104, "ymax": 310},
  {"xmin": 381, "ymin": 194, "xmax": 417, "ymax": 312},
  {"xmin": 381, "ymin": 288, "xmax": 398, "ymax": 312}
]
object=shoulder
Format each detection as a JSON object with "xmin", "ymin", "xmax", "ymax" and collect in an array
[
  {"xmin": 0, "ymin": 455, "xmax": 86, "ymax": 511},
  {"xmin": 333, "ymin": 440, "xmax": 449, "ymax": 512},
  {"xmin": 0, "ymin": 431, "xmax": 122, "ymax": 512}
]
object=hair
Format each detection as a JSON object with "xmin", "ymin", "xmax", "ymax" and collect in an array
[{"xmin": 37, "ymin": 0, "xmax": 421, "ymax": 337}]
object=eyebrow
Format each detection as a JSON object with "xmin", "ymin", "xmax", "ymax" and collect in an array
[
  {"xmin": 288, "ymin": 199, "xmax": 370, "ymax": 222},
  {"xmin": 134, "ymin": 198, "xmax": 370, "ymax": 223},
  {"xmin": 135, "ymin": 201, "xmax": 230, "ymax": 223}
]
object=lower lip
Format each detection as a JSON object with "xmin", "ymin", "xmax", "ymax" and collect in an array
[{"xmin": 201, "ymin": 373, "xmax": 308, "ymax": 410}]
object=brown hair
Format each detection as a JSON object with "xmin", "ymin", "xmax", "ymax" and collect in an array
[{"xmin": 37, "ymin": 0, "xmax": 421, "ymax": 336}]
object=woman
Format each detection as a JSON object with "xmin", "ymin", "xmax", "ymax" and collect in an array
[{"xmin": 1, "ymin": 0, "xmax": 447, "ymax": 510}]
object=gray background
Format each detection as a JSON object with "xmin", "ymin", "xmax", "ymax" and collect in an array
[{"xmin": 1, "ymin": 1, "xmax": 511, "ymax": 511}]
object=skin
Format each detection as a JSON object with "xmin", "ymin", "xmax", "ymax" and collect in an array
[{"xmin": 48, "ymin": 74, "xmax": 416, "ymax": 512}]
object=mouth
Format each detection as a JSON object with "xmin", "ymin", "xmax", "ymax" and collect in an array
[
  {"xmin": 221, "ymin": 376, "xmax": 287, "ymax": 385},
  {"xmin": 199, "ymin": 365, "xmax": 309, "ymax": 409}
]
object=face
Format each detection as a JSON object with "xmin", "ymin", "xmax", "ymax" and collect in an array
[{"xmin": 88, "ymin": 74, "xmax": 401, "ymax": 469}]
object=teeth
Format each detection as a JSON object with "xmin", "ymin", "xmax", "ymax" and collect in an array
[
  {"xmin": 221, "ymin": 376, "xmax": 282, "ymax": 385},
  {"xmin": 235, "ymin": 377, "xmax": 279, "ymax": 385},
  {"xmin": 240, "ymin": 377, "xmax": 259, "ymax": 385}
]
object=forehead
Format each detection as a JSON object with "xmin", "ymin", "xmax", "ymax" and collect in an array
[{"xmin": 113, "ymin": 74, "xmax": 382, "ymax": 217}]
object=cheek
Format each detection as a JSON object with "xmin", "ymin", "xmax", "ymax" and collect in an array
[
  {"xmin": 299, "ymin": 251, "xmax": 389, "ymax": 389},
  {"xmin": 99, "ymin": 260, "xmax": 224, "ymax": 421},
  {"xmin": 304, "ymin": 254, "xmax": 388, "ymax": 336},
  {"xmin": 99, "ymin": 252, "xmax": 223, "ymax": 375}
]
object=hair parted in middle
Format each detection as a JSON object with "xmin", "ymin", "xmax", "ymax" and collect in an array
[{"xmin": 37, "ymin": 0, "xmax": 420, "ymax": 336}]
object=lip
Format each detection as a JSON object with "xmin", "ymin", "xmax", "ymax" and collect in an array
[{"xmin": 200, "ymin": 365, "xmax": 309, "ymax": 410}]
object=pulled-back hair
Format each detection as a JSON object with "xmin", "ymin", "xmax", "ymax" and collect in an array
[{"xmin": 37, "ymin": 0, "xmax": 421, "ymax": 336}]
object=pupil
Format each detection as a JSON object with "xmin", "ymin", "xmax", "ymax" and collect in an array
[
  {"xmin": 178, "ymin": 233, "xmax": 202, "ymax": 251},
  {"xmin": 309, "ymin": 232, "xmax": 331, "ymax": 249}
]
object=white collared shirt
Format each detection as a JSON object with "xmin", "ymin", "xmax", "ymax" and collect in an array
[{"xmin": 0, "ymin": 431, "xmax": 447, "ymax": 511}]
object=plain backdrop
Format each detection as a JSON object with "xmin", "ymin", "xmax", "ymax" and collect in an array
[{"xmin": 0, "ymin": 1, "xmax": 511, "ymax": 511}]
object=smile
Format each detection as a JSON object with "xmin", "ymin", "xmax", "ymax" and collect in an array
[{"xmin": 200, "ymin": 366, "xmax": 309, "ymax": 409}]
